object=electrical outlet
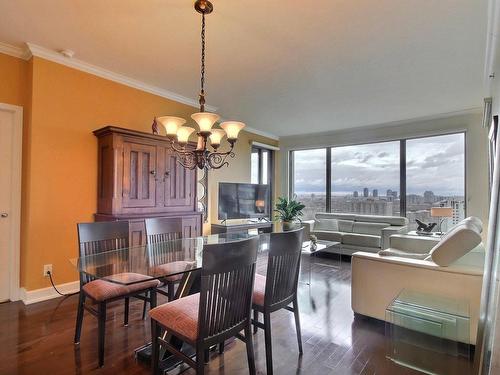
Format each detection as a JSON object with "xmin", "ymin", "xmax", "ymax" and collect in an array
[{"xmin": 43, "ymin": 264, "xmax": 52, "ymax": 277}]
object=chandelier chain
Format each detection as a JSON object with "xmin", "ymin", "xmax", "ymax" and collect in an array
[{"xmin": 200, "ymin": 12, "xmax": 206, "ymax": 110}]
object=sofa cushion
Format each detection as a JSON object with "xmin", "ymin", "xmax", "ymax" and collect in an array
[
  {"xmin": 338, "ymin": 220, "xmax": 354, "ymax": 233},
  {"xmin": 316, "ymin": 212, "xmax": 356, "ymax": 221},
  {"xmin": 314, "ymin": 218, "xmax": 339, "ymax": 231},
  {"xmin": 378, "ymin": 248, "xmax": 430, "ymax": 260},
  {"xmin": 343, "ymin": 233, "xmax": 381, "ymax": 248},
  {"xmin": 355, "ymin": 214, "xmax": 408, "ymax": 226},
  {"xmin": 311, "ymin": 230, "xmax": 343, "ymax": 242},
  {"xmin": 430, "ymin": 222, "xmax": 482, "ymax": 266},
  {"xmin": 353, "ymin": 222, "xmax": 390, "ymax": 236}
]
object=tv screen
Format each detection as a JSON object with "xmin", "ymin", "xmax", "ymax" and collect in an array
[{"xmin": 218, "ymin": 183, "xmax": 270, "ymax": 220}]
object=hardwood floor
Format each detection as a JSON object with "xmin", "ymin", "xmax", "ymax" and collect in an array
[{"xmin": 0, "ymin": 255, "xmax": 473, "ymax": 375}]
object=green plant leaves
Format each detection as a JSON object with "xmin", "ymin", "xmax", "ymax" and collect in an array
[{"xmin": 274, "ymin": 196, "xmax": 305, "ymax": 222}]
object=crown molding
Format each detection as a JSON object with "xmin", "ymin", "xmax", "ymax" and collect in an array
[
  {"xmin": 25, "ymin": 42, "xmax": 217, "ymax": 112},
  {"xmin": 0, "ymin": 41, "xmax": 280, "ymax": 140},
  {"xmin": 244, "ymin": 126, "xmax": 280, "ymax": 141},
  {"xmin": 0, "ymin": 41, "xmax": 30, "ymax": 60}
]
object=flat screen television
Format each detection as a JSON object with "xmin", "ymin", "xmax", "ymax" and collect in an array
[{"xmin": 218, "ymin": 183, "xmax": 270, "ymax": 220}]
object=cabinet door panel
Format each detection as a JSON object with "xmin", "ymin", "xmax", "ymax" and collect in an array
[
  {"xmin": 129, "ymin": 220, "xmax": 146, "ymax": 246},
  {"xmin": 163, "ymin": 151, "xmax": 195, "ymax": 210},
  {"xmin": 122, "ymin": 141, "xmax": 156, "ymax": 208},
  {"xmin": 182, "ymin": 216, "xmax": 200, "ymax": 238}
]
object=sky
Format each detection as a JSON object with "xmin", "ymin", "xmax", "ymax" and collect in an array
[{"xmin": 293, "ymin": 133, "xmax": 465, "ymax": 196}]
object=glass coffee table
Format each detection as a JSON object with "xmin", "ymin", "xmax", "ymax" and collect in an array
[
  {"xmin": 385, "ymin": 289, "xmax": 471, "ymax": 374},
  {"xmin": 300, "ymin": 240, "xmax": 341, "ymax": 285}
]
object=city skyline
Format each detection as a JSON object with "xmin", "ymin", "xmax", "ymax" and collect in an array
[{"xmin": 293, "ymin": 133, "xmax": 465, "ymax": 196}]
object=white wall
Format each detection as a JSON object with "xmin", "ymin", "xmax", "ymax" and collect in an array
[{"xmin": 279, "ymin": 111, "xmax": 490, "ymax": 236}]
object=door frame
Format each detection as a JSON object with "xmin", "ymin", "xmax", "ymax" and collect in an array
[{"xmin": 0, "ymin": 103, "xmax": 22, "ymax": 301}]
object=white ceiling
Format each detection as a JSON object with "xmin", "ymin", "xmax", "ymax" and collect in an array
[{"xmin": 0, "ymin": 0, "xmax": 489, "ymax": 137}]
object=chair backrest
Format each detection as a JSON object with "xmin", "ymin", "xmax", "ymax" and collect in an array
[
  {"xmin": 145, "ymin": 218, "xmax": 184, "ymax": 266},
  {"xmin": 198, "ymin": 236, "xmax": 259, "ymax": 345},
  {"xmin": 77, "ymin": 221, "xmax": 130, "ymax": 284},
  {"xmin": 145, "ymin": 217, "xmax": 183, "ymax": 244},
  {"xmin": 264, "ymin": 228, "xmax": 304, "ymax": 309}
]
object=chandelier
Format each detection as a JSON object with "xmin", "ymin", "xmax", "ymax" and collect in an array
[{"xmin": 153, "ymin": 0, "xmax": 245, "ymax": 170}]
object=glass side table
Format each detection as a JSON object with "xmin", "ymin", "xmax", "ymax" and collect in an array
[
  {"xmin": 299, "ymin": 240, "xmax": 341, "ymax": 285},
  {"xmin": 385, "ymin": 289, "xmax": 471, "ymax": 375}
]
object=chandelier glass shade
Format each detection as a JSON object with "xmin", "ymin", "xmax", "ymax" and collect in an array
[{"xmin": 154, "ymin": 0, "xmax": 245, "ymax": 170}]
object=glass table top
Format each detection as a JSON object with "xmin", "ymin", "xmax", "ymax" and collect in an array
[{"xmin": 71, "ymin": 232, "xmax": 274, "ymax": 286}]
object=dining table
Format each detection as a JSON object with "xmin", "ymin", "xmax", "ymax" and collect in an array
[{"xmin": 71, "ymin": 230, "xmax": 275, "ymax": 372}]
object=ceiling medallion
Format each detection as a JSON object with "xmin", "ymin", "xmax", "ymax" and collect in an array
[{"xmin": 153, "ymin": 0, "xmax": 245, "ymax": 170}]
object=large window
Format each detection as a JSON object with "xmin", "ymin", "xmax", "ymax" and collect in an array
[
  {"xmin": 251, "ymin": 146, "xmax": 272, "ymax": 185},
  {"xmin": 406, "ymin": 133, "xmax": 465, "ymax": 231},
  {"xmin": 251, "ymin": 146, "xmax": 274, "ymax": 212},
  {"xmin": 331, "ymin": 141, "xmax": 400, "ymax": 216},
  {"xmin": 291, "ymin": 148, "xmax": 327, "ymax": 220},
  {"xmin": 290, "ymin": 132, "xmax": 466, "ymax": 227}
]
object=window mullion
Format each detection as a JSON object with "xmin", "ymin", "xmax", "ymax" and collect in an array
[
  {"xmin": 326, "ymin": 147, "xmax": 332, "ymax": 212},
  {"xmin": 400, "ymin": 139, "xmax": 406, "ymax": 217}
]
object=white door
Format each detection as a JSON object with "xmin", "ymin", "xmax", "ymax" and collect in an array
[{"xmin": 0, "ymin": 106, "xmax": 20, "ymax": 302}]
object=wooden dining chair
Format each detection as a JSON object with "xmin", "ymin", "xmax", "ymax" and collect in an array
[
  {"xmin": 251, "ymin": 228, "xmax": 304, "ymax": 375},
  {"xmin": 144, "ymin": 217, "xmax": 188, "ymax": 301},
  {"xmin": 149, "ymin": 236, "xmax": 259, "ymax": 375},
  {"xmin": 74, "ymin": 221, "xmax": 160, "ymax": 367}
]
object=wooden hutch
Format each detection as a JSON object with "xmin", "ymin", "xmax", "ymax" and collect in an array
[{"xmin": 93, "ymin": 126, "xmax": 202, "ymax": 245}]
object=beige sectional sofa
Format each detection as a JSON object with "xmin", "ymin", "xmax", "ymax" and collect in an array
[
  {"xmin": 351, "ymin": 217, "xmax": 485, "ymax": 344},
  {"xmin": 303, "ymin": 213, "xmax": 409, "ymax": 255}
]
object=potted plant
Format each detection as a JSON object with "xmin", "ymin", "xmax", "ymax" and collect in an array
[{"xmin": 274, "ymin": 196, "xmax": 305, "ymax": 231}]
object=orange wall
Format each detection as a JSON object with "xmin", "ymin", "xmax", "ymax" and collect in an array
[
  {"xmin": 1, "ymin": 54, "xmax": 279, "ymax": 291},
  {"xmin": 0, "ymin": 53, "xmax": 29, "ymax": 107}
]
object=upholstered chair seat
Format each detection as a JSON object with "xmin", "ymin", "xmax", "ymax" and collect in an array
[
  {"xmin": 82, "ymin": 274, "xmax": 160, "ymax": 302},
  {"xmin": 149, "ymin": 293, "xmax": 200, "ymax": 342},
  {"xmin": 152, "ymin": 261, "xmax": 196, "ymax": 282},
  {"xmin": 252, "ymin": 274, "xmax": 267, "ymax": 306}
]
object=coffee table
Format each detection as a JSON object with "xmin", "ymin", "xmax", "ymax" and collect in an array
[{"xmin": 300, "ymin": 240, "xmax": 341, "ymax": 285}]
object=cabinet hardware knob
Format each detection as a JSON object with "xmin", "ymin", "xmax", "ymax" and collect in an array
[
  {"xmin": 150, "ymin": 170, "xmax": 156, "ymax": 176},
  {"xmin": 165, "ymin": 171, "xmax": 170, "ymax": 176},
  {"xmin": 1, "ymin": 213, "xmax": 8, "ymax": 218}
]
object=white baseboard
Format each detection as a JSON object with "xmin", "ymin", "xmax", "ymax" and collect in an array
[{"xmin": 20, "ymin": 280, "xmax": 80, "ymax": 305}]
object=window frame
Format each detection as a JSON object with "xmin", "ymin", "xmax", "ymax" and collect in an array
[
  {"xmin": 251, "ymin": 145, "xmax": 274, "ymax": 212},
  {"xmin": 288, "ymin": 131, "xmax": 467, "ymax": 219}
]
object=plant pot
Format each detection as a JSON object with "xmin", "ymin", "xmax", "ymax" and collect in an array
[{"xmin": 282, "ymin": 221, "xmax": 298, "ymax": 231}]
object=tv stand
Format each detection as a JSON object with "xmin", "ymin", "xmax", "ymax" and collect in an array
[{"xmin": 211, "ymin": 220, "xmax": 273, "ymax": 235}]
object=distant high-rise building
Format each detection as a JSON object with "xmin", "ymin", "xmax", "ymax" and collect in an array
[
  {"xmin": 373, "ymin": 189, "xmax": 378, "ymax": 197},
  {"xmin": 353, "ymin": 191, "xmax": 358, "ymax": 197},
  {"xmin": 386, "ymin": 189, "xmax": 392, "ymax": 197},
  {"xmin": 438, "ymin": 199, "xmax": 466, "ymax": 230},
  {"xmin": 363, "ymin": 188, "xmax": 369, "ymax": 197},
  {"xmin": 423, "ymin": 191, "xmax": 435, "ymax": 203}
]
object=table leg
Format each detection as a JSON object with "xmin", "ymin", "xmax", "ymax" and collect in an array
[
  {"xmin": 299, "ymin": 253, "xmax": 312, "ymax": 286},
  {"xmin": 135, "ymin": 269, "xmax": 201, "ymax": 372}
]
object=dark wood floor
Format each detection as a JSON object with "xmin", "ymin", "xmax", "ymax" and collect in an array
[{"xmin": 0, "ymin": 255, "xmax": 473, "ymax": 375}]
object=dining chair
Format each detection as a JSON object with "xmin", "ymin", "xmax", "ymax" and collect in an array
[
  {"xmin": 74, "ymin": 221, "xmax": 160, "ymax": 367},
  {"xmin": 149, "ymin": 236, "xmax": 259, "ymax": 375},
  {"xmin": 251, "ymin": 228, "xmax": 304, "ymax": 375},
  {"xmin": 144, "ymin": 217, "xmax": 188, "ymax": 301}
]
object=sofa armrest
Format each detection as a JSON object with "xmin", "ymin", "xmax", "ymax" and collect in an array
[
  {"xmin": 301, "ymin": 220, "xmax": 315, "ymax": 240},
  {"xmin": 381, "ymin": 225, "xmax": 408, "ymax": 249},
  {"xmin": 389, "ymin": 234, "xmax": 440, "ymax": 254}
]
